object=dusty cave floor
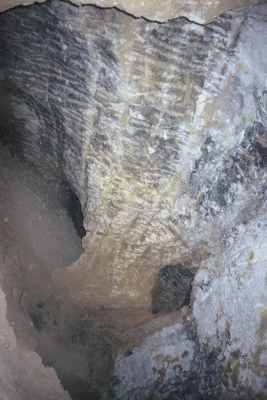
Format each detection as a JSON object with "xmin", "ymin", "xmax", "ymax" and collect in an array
[{"xmin": 0, "ymin": 143, "xmax": 180, "ymax": 400}]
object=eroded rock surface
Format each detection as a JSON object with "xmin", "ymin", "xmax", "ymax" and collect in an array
[
  {"xmin": 113, "ymin": 314, "xmax": 197, "ymax": 400},
  {"xmin": 0, "ymin": 0, "xmax": 259, "ymax": 23},
  {"xmin": 1, "ymin": 1, "xmax": 267, "ymax": 398},
  {"xmin": 109, "ymin": 5, "xmax": 267, "ymax": 399},
  {"xmin": 0, "ymin": 284, "xmax": 70, "ymax": 400},
  {"xmin": 0, "ymin": 0, "xmax": 266, "ymax": 311}
]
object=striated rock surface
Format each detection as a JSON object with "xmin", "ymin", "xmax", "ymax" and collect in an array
[
  {"xmin": 0, "ymin": 0, "xmax": 234, "ymax": 308},
  {"xmin": 0, "ymin": 0, "xmax": 266, "ymax": 311},
  {"xmin": 0, "ymin": 0, "xmax": 259, "ymax": 23},
  {"xmin": 1, "ymin": 1, "xmax": 267, "ymax": 398},
  {"xmin": 110, "ymin": 5, "xmax": 267, "ymax": 398}
]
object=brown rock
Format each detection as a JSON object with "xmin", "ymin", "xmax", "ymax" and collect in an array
[{"xmin": 0, "ymin": 0, "xmax": 259, "ymax": 23}]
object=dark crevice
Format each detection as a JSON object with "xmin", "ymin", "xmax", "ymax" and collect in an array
[
  {"xmin": 58, "ymin": 180, "xmax": 87, "ymax": 239},
  {"xmin": 151, "ymin": 264, "xmax": 194, "ymax": 314}
]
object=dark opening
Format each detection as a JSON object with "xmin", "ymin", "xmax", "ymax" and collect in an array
[
  {"xmin": 58, "ymin": 180, "xmax": 86, "ymax": 239},
  {"xmin": 151, "ymin": 264, "xmax": 194, "ymax": 314}
]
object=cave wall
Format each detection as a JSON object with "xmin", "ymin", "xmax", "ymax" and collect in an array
[
  {"xmin": 1, "ymin": 1, "xmax": 267, "ymax": 310},
  {"xmin": 0, "ymin": 0, "xmax": 259, "ymax": 23},
  {"xmin": 112, "ymin": 6, "xmax": 267, "ymax": 398},
  {"xmin": 1, "ymin": 1, "xmax": 267, "ymax": 398},
  {"xmin": 0, "ymin": 284, "xmax": 70, "ymax": 400}
]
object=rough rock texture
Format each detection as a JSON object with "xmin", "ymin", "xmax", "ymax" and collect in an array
[
  {"xmin": 0, "ymin": 0, "xmax": 259, "ymax": 23},
  {"xmin": 110, "ymin": 5, "xmax": 267, "ymax": 399},
  {"xmin": 0, "ymin": 0, "xmax": 266, "ymax": 311},
  {"xmin": 1, "ymin": 1, "xmax": 267, "ymax": 398},
  {"xmin": 192, "ymin": 211, "xmax": 267, "ymax": 399},
  {"xmin": 112, "ymin": 310, "xmax": 225, "ymax": 400},
  {"xmin": 113, "ymin": 313, "xmax": 197, "ymax": 400},
  {"xmin": 0, "ymin": 284, "xmax": 70, "ymax": 400}
]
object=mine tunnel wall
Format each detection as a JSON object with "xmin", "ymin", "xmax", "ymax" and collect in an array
[
  {"xmin": 1, "ymin": 2, "xmax": 267, "ymax": 399},
  {"xmin": 0, "ymin": 0, "xmax": 249, "ymax": 308},
  {"xmin": 0, "ymin": 1, "xmax": 97, "ymax": 216},
  {"xmin": 1, "ymin": 0, "xmax": 265, "ymax": 310}
]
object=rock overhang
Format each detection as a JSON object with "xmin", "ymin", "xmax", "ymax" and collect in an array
[{"xmin": 0, "ymin": 0, "xmax": 260, "ymax": 24}]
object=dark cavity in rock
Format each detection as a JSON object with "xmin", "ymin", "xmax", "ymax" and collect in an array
[
  {"xmin": 151, "ymin": 264, "xmax": 194, "ymax": 314},
  {"xmin": 58, "ymin": 180, "xmax": 86, "ymax": 239}
]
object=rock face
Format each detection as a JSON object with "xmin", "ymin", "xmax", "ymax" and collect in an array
[
  {"xmin": 111, "ymin": 5, "xmax": 267, "ymax": 398},
  {"xmin": 0, "ymin": 284, "xmax": 70, "ymax": 400},
  {"xmin": 192, "ymin": 211, "xmax": 267, "ymax": 398},
  {"xmin": 0, "ymin": 0, "xmax": 227, "ymax": 308},
  {"xmin": 0, "ymin": 0, "xmax": 266, "ymax": 311},
  {"xmin": 1, "ymin": 0, "xmax": 267, "ymax": 398},
  {"xmin": 0, "ymin": 0, "xmax": 259, "ymax": 23},
  {"xmin": 113, "ymin": 315, "xmax": 197, "ymax": 400}
]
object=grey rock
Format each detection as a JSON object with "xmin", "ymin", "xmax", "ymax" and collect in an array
[{"xmin": 113, "ymin": 318, "xmax": 196, "ymax": 400}]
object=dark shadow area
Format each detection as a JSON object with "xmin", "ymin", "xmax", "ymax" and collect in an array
[
  {"xmin": 28, "ymin": 296, "xmax": 116, "ymax": 400},
  {"xmin": 58, "ymin": 181, "xmax": 87, "ymax": 239},
  {"xmin": 151, "ymin": 264, "xmax": 194, "ymax": 314},
  {"xmin": 0, "ymin": 84, "xmax": 86, "ymax": 241}
]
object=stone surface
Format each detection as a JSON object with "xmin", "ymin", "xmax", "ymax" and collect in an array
[
  {"xmin": 0, "ymin": 1, "xmax": 266, "ymax": 311},
  {"xmin": 0, "ymin": 284, "xmax": 70, "ymax": 400},
  {"xmin": 0, "ymin": 0, "xmax": 45, "ymax": 14},
  {"xmin": 1, "ymin": 2, "xmax": 267, "ymax": 398},
  {"xmin": 112, "ymin": 308, "xmax": 227, "ymax": 399},
  {"xmin": 111, "ymin": 5, "xmax": 267, "ymax": 398},
  {"xmin": 113, "ymin": 314, "xmax": 197, "ymax": 400},
  {"xmin": 0, "ymin": 0, "xmax": 259, "ymax": 23},
  {"xmin": 192, "ymin": 212, "xmax": 267, "ymax": 398}
]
